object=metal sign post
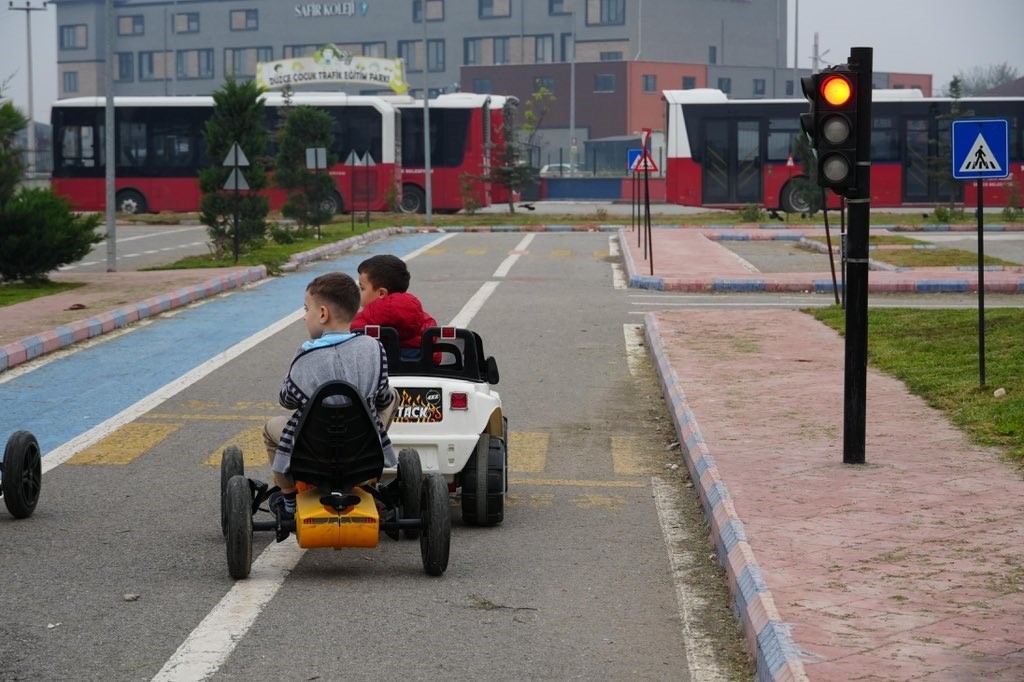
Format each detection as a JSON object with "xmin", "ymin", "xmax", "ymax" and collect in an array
[
  {"xmin": 305, "ymin": 146, "xmax": 327, "ymax": 240},
  {"xmin": 951, "ymin": 118, "xmax": 1010, "ymax": 387},
  {"xmin": 223, "ymin": 142, "xmax": 250, "ymax": 263}
]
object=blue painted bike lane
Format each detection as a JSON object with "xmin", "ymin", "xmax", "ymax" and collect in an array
[{"xmin": 0, "ymin": 232, "xmax": 441, "ymax": 457}]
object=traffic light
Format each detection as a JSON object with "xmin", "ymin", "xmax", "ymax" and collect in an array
[{"xmin": 800, "ymin": 65, "xmax": 859, "ymax": 194}]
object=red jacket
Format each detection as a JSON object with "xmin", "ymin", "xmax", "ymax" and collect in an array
[{"xmin": 351, "ymin": 293, "xmax": 437, "ymax": 350}]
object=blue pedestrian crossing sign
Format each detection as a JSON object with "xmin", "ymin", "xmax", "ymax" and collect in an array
[{"xmin": 952, "ymin": 119, "xmax": 1009, "ymax": 180}]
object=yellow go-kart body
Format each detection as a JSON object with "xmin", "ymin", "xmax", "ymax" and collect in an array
[{"xmin": 293, "ymin": 485, "xmax": 380, "ymax": 549}]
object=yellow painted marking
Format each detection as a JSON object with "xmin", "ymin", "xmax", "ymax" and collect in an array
[
  {"xmin": 573, "ymin": 493, "xmax": 627, "ymax": 510},
  {"xmin": 68, "ymin": 423, "xmax": 181, "ymax": 465},
  {"xmin": 612, "ymin": 435, "xmax": 651, "ymax": 475},
  {"xmin": 593, "ymin": 250, "xmax": 609, "ymax": 258},
  {"xmin": 509, "ymin": 477, "xmax": 646, "ymax": 488},
  {"xmin": 148, "ymin": 413, "xmax": 273, "ymax": 422},
  {"xmin": 425, "ymin": 246, "xmax": 448, "ymax": 255},
  {"xmin": 505, "ymin": 493, "xmax": 554, "ymax": 508},
  {"xmin": 549, "ymin": 249, "xmax": 572, "ymax": 258},
  {"xmin": 464, "ymin": 247, "xmax": 487, "ymax": 256},
  {"xmin": 509, "ymin": 431, "xmax": 548, "ymax": 472},
  {"xmin": 205, "ymin": 426, "xmax": 270, "ymax": 468}
]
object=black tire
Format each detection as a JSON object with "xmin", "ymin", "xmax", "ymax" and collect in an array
[
  {"xmin": 116, "ymin": 189, "xmax": 147, "ymax": 214},
  {"xmin": 398, "ymin": 448, "xmax": 423, "ymax": 540},
  {"xmin": 420, "ymin": 473, "xmax": 450, "ymax": 576},
  {"xmin": 460, "ymin": 434, "xmax": 506, "ymax": 526},
  {"xmin": 779, "ymin": 180, "xmax": 819, "ymax": 215},
  {"xmin": 2, "ymin": 431, "xmax": 42, "ymax": 519},
  {"xmin": 399, "ymin": 185, "xmax": 426, "ymax": 214},
  {"xmin": 320, "ymin": 191, "xmax": 343, "ymax": 215},
  {"xmin": 225, "ymin": 475, "xmax": 253, "ymax": 579},
  {"xmin": 220, "ymin": 445, "xmax": 244, "ymax": 537}
]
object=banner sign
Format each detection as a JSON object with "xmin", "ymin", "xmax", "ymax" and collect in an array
[{"xmin": 256, "ymin": 44, "xmax": 408, "ymax": 94}]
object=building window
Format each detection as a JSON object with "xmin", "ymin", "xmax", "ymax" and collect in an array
[
  {"xmin": 139, "ymin": 51, "xmax": 172, "ymax": 81},
  {"xmin": 682, "ymin": 76, "xmax": 696, "ymax": 90},
  {"xmin": 785, "ymin": 80, "xmax": 794, "ymax": 96},
  {"xmin": 600, "ymin": 51, "xmax": 622, "ymax": 61},
  {"xmin": 472, "ymin": 77, "xmax": 492, "ymax": 93},
  {"xmin": 642, "ymin": 74, "xmax": 657, "ymax": 93},
  {"xmin": 118, "ymin": 15, "xmax": 144, "ymax": 36},
  {"xmin": 413, "ymin": 0, "xmax": 444, "ymax": 22},
  {"xmin": 464, "ymin": 38, "xmax": 482, "ymax": 65},
  {"xmin": 59, "ymin": 24, "xmax": 87, "ymax": 49},
  {"xmin": 230, "ymin": 9, "xmax": 258, "ymax": 31},
  {"xmin": 63, "ymin": 71, "xmax": 79, "ymax": 93},
  {"xmin": 398, "ymin": 40, "xmax": 420, "ymax": 71},
  {"xmin": 479, "ymin": 0, "xmax": 510, "ymax": 18},
  {"xmin": 589, "ymin": 0, "xmax": 624, "ymax": 25},
  {"xmin": 493, "ymin": 37, "xmax": 509, "ymax": 64},
  {"xmin": 177, "ymin": 48, "xmax": 214, "ymax": 80},
  {"xmin": 174, "ymin": 12, "xmax": 199, "ymax": 34},
  {"xmin": 534, "ymin": 76, "xmax": 555, "ymax": 93},
  {"xmin": 115, "ymin": 52, "xmax": 134, "ymax": 82},
  {"xmin": 224, "ymin": 47, "xmax": 271, "ymax": 77},
  {"xmin": 363, "ymin": 42, "xmax": 386, "ymax": 57},
  {"xmin": 594, "ymin": 73, "xmax": 615, "ymax": 92},
  {"xmin": 753, "ymin": 78, "xmax": 766, "ymax": 96},
  {"xmin": 549, "ymin": 0, "xmax": 569, "ymax": 15},
  {"xmin": 427, "ymin": 39, "xmax": 445, "ymax": 72},
  {"xmin": 718, "ymin": 77, "xmax": 731, "ymax": 94},
  {"xmin": 535, "ymin": 34, "xmax": 554, "ymax": 63},
  {"xmin": 284, "ymin": 45, "xmax": 318, "ymax": 58},
  {"xmin": 708, "ymin": 45, "xmax": 717, "ymax": 65}
]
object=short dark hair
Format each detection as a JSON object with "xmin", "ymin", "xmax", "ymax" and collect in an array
[
  {"xmin": 306, "ymin": 272, "xmax": 360, "ymax": 321},
  {"xmin": 358, "ymin": 254, "xmax": 411, "ymax": 294}
]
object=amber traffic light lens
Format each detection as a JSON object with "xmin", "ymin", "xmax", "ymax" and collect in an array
[{"xmin": 820, "ymin": 75, "xmax": 853, "ymax": 106}]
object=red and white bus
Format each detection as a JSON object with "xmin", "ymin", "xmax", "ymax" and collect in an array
[
  {"xmin": 51, "ymin": 91, "xmax": 512, "ymax": 215},
  {"xmin": 662, "ymin": 89, "xmax": 1024, "ymax": 212},
  {"xmin": 395, "ymin": 92, "xmax": 517, "ymax": 213}
]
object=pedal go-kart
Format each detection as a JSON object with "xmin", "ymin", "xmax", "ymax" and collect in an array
[
  {"xmin": 1, "ymin": 430, "xmax": 42, "ymax": 519},
  {"xmin": 220, "ymin": 381, "xmax": 451, "ymax": 579},
  {"xmin": 363, "ymin": 325, "xmax": 507, "ymax": 527}
]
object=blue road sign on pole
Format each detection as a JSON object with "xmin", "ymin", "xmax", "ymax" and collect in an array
[
  {"xmin": 627, "ymin": 148, "xmax": 642, "ymax": 173},
  {"xmin": 952, "ymin": 119, "xmax": 1009, "ymax": 180}
]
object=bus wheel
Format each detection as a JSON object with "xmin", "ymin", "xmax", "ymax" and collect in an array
[
  {"xmin": 116, "ymin": 189, "xmax": 148, "ymax": 215},
  {"xmin": 320, "ymin": 192, "xmax": 344, "ymax": 215},
  {"xmin": 400, "ymin": 185, "xmax": 426, "ymax": 214},
  {"xmin": 780, "ymin": 181, "xmax": 819, "ymax": 215}
]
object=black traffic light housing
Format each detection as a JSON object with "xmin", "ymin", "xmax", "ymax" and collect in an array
[{"xmin": 800, "ymin": 64, "xmax": 859, "ymax": 195}]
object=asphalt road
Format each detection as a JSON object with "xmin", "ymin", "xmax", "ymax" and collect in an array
[
  {"xmin": 0, "ymin": 231, "xmax": 751, "ymax": 681},
  {"xmin": 60, "ymin": 223, "xmax": 213, "ymax": 273}
]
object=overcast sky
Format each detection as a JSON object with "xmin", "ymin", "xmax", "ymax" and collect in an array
[{"xmin": 2, "ymin": 0, "xmax": 1022, "ymax": 124}]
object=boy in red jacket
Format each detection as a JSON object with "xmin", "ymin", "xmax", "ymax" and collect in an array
[{"xmin": 351, "ymin": 254, "xmax": 437, "ymax": 360}]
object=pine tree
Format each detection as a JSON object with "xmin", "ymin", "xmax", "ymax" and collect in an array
[{"xmin": 273, "ymin": 106, "xmax": 338, "ymax": 228}]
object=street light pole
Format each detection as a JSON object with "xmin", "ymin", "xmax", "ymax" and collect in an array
[
  {"xmin": 568, "ymin": 6, "xmax": 576, "ymax": 173},
  {"xmin": 422, "ymin": 4, "xmax": 432, "ymax": 223},
  {"xmin": 8, "ymin": 0, "xmax": 48, "ymax": 175}
]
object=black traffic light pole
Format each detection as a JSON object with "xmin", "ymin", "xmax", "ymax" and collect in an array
[{"xmin": 843, "ymin": 47, "xmax": 873, "ymax": 465}]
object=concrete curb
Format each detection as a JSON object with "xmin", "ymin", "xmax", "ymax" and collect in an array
[
  {"xmin": 644, "ymin": 313, "xmax": 808, "ymax": 682},
  {"xmin": 0, "ymin": 266, "xmax": 267, "ymax": 372}
]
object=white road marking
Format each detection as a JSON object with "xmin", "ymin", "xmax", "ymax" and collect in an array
[
  {"xmin": 622, "ymin": 323, "xmax": 646, "ymax": 377},
  {"xmin": 493, "ymin": 233, "xmax": 535, "ymax": 278},
  {"xmin": 609, "ymin": 235, "xmax": 626, "ymax": 289},
  {"xmin": 651, "ymin": 476, "xmax": 730, "ymax": 681}
]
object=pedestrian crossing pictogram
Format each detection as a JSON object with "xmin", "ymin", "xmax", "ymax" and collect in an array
[{"xmin": 957, "ymin": 133, "xmax": 1002, "ymax": 173}]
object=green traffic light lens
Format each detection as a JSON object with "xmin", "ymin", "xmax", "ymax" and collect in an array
[
  {"xmin": 821, "ymin": 154, "xmax": 850, "ymax": 183},
  {"xmin": 821, "ymin": 115, "xmax": 851, "ymax": 145}
]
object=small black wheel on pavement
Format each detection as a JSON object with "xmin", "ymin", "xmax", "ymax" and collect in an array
[
  {"xmin": 398, "ymin": 448, "xmax": 423, "ymax": 540},
  {"xmin": 420, "ymin": 473, "xmax": 450, "ymax": 576},
  {"xmin": 2, "ymin": 431, "xmax": 42, "ymax": 519},
  {"xmin": 460, "ymin": 434, "xmax": 506, "ymax": 526},
  {"xmin": 220, "ymin": 445, "xmax": 244, "ymax": 537},
  {"xmin": 225, "ymin": 474, "xmax": 253, "ymax": 579}
]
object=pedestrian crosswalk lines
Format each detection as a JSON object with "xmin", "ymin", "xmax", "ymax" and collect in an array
[
  {"xmin": 415, "ymin": 247, "xmax": 603, "ymax": 259},
  {"xmin": 65, "ymin": 421, "xmax": 662, "ymax": 479}
]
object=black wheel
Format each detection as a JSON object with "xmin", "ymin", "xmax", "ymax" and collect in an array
[
  {"xmin": 320, "ymin": 191, "xmax": 343, "ymax": 215},
  {"xmin": 2, "ymin": 431, "xmax": 42, "ymax": 519},
  {"xmin": 225, "ymin": 475, "xmax": 253, "ymax": 579},
  {"xmin": 220, "ymin": 445, "xmax": 244, "ymax": 537},
  {"xmin": 116, "ymin": 189, "xmax": 148, "ymax": 214},
  {"xmin": 420, "ymin": 473, "xmax": 450, "ymax": 576},
  {"xmin": 460, "ymin": 434, "xmax": 506, "ymax": 526},
  {"xmin": 779, "ymin": 180, "xmax": 820, "ymax": 215},
  {"xmin": 399, "ymin": 185, "xmax": 426, "ymax": 214},
  {"xmin": 398, "ymin": 448, "xmax": 423, "ymax": 540}
]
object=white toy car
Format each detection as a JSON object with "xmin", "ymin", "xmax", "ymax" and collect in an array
[{"xmin": 363, "ymin": 325, "xmax": 508, "ymax": 526}]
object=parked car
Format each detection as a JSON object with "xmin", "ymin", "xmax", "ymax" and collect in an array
[{"xmin": 539, "ymin": 163, "xmax": 582, "ymax": 177}]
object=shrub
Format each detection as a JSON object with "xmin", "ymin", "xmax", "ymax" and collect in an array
[
  {"xmin": 0, "ymin": 188, "xmax": 103, "ymax": 282},
  {"xmin": 738, "ymin": 204, "xmax": 765, "ymax": 222}
]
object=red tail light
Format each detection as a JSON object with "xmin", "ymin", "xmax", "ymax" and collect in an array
[{"xmin": 450, "ymin": 392, "xmax": 468, "ymax": 410}]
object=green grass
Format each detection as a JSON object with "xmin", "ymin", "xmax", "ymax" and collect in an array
[
  {"xmin": 871, "ymin": 248, "xmax": 1018, "ymax": 268},
  {"xmin": 810, "ymin": 306, "xmax": 1024, "ymax": 465},
  {"xmin": 0, "ymin": 280, "xmax": 85, "ymax": 308},
  {"xmin": 807, "ymin": 234, "xmax": 923, "ymax": 246}
]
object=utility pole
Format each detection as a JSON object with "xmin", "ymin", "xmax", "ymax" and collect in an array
[
  {"xmin": 568, "ymin": 5, "xmax": 576, "ymax": 173},
  {"xmin": 8, "ymin": 0, "xmax": 48, "ymax": 175},
  {"xmin": 105, "ymin": 0, "xmax": 116, "ymax": 271},
  {"xmin": 422, "ymin": 5, "xmax": 432, "ymax": 223}
]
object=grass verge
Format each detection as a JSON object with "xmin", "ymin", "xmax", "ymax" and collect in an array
[
  {"xmin": 809, "ymin": 306, "xmax": 1024, "ymax": 465},
  {"xmin": 0, "ymin": 281, "xmax": 85, "ymax": 308}
]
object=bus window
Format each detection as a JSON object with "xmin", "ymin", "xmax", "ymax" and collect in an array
[
  {"xmin": 870, "ymin": 117, "xmax": 899, "ymax": 161},
  {"xmin": 60, "ymin": 124, "xmax": 97, "ymax": 168},
  {"xmin": 766, "ymin": 117, "xmax": 798, "ymax": 163},
  {"xmin": 118, "ymin": 121, "xmax": 148, "ymax": 167},
  {"xmin": 152, "ymin": 123, "xmax": 195, "ymax": 168}
]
